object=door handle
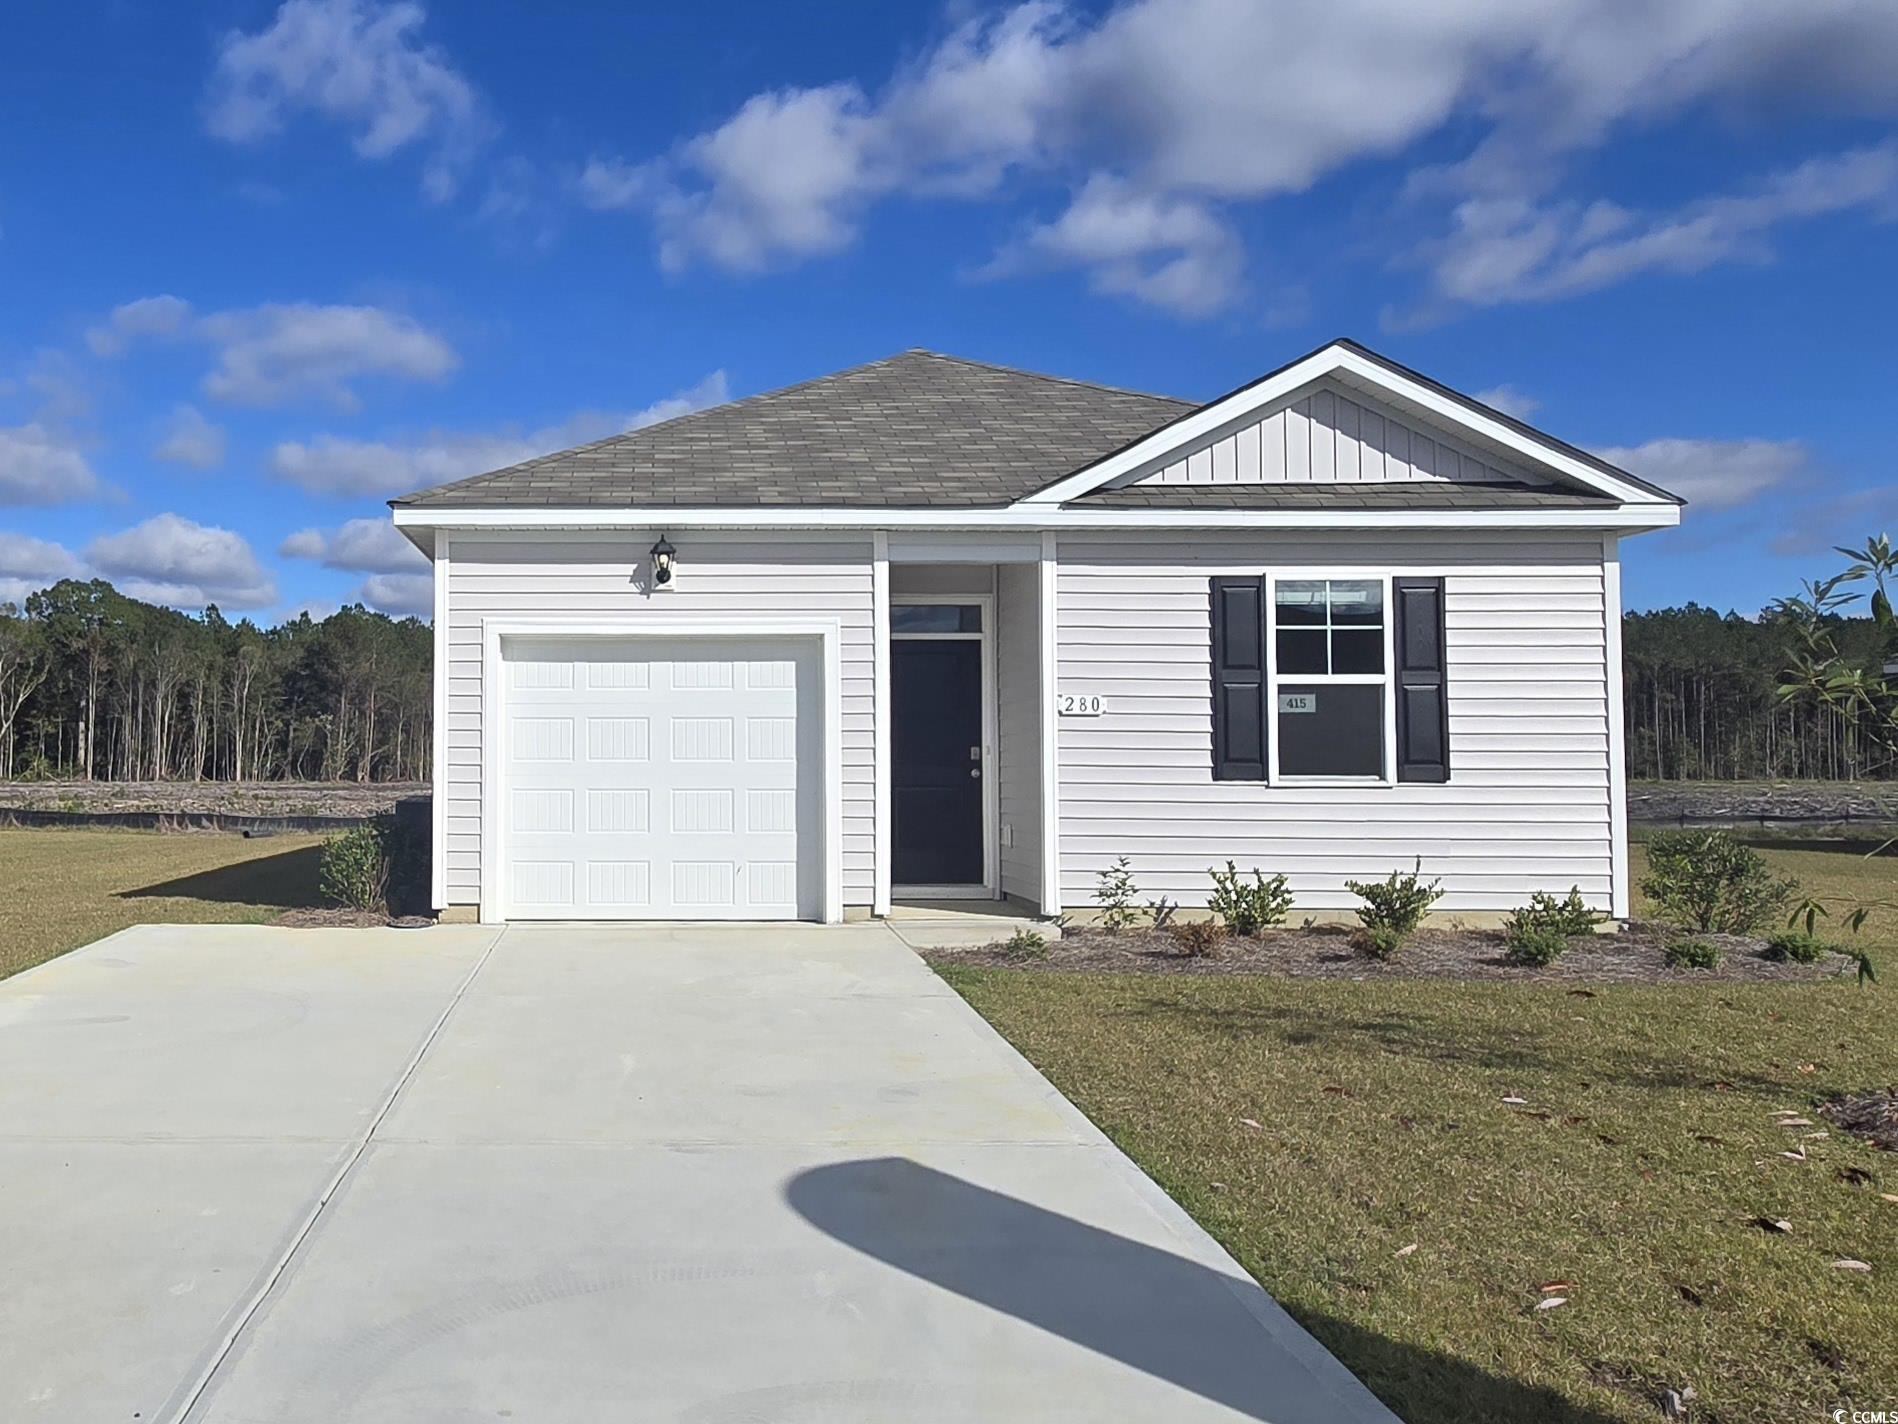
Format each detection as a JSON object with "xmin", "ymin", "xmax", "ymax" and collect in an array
[{"xmin": 969, "ymin": 767, "xmax": 980, "ymax": 779}]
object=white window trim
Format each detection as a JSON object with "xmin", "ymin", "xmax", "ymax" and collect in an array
[
  {"xmin": 1264, "ymin": 570, "xmax": 1398, "ymax": 788},
  {"xmin": 478, "ymin": 616, "xmax": 845, "ymax": 925},
  {"xmin": 888, "ymin": 593, "xmax": 1000, "ymax": 901}
]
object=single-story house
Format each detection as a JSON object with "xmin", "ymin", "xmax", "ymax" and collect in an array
[{"xmin": 391, "ymin": 339, "xmax": 1682, "ymax": 926}]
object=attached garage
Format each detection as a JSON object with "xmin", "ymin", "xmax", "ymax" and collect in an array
[{"xmin": 485, "ymin": 625, "xmax": 842, "ymax": 923}]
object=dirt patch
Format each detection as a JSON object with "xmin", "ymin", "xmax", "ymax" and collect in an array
[
  {"xmin": 1819, "ymin": 1090, "xmax": 1898, "ymax": 1151},
  {"xmin": 273, "ymin": 907, "xmax": 435, "ymax": 929},
  {"xmin": 942, "ymin": 922, "xmax": 1858, "ymax": 984},
  {"xmin": 0, "ymin": 780, "xmax": 426, "ymax": 819}
]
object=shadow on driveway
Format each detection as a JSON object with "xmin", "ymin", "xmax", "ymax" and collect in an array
[{"xmin": 787, "ymin": 1157, "xmax": 1623, "ymax": 1424}]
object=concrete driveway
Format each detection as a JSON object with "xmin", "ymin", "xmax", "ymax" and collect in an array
[{"xmin": 0, "ymin": 922, "xmax": 1397, "ymax": 1424}]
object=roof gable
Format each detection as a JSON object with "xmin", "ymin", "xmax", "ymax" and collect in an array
[{"xmin": 1022, "ymin": 339, "xmax": 1684, "ymax": 508}]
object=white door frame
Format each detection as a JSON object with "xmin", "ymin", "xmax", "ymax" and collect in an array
[
  {"xmin": 888, "ymin": 592, "xmax": 1000, "ymax": 901},
  {"xmin": 480, "ymin": 617, "xmax": 845, "ymax": 925}
]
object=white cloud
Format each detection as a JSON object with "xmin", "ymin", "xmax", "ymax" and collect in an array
[
  {"xmin": 86, "ymin": 513, "xmax": 276, "ymax": 610},
  {"xmin": 1473, "ymin": 384, "xmax": 1542, "ymax": 420},
  {"xmin": 92, "ymin": 295, "xmax": 458, "ymax": 410},
  {"xmin": 204, "ymin": 0, "xmax": 490, "ymax": 200},
  {"xmin": 1415, "ymin": 140, "xmax": 1898, "ymax": 314},
  {"xmin": 0, "ymin": 532, "xmax": 85, "ymax": 601},
  {"xmin": 268, "ymin": 370, "xmax": 729, "ymax": 496},
  {"xmin": 993, "ymin": 174, "xmax": 1242, "ymax": 316},
  {"xmin": 280, "ymin": 517, "xmax": 425, "ymax": 573},
  {"xmin": 0, "ymin": 423, "xmax": 106, "ymax": 505},
  {"xmin": 199, "ymin": 302, "xmax": 458, "ymax": 408},
  {"xmin": 153, "ymin": 405, "xmax": 228, "ymax": 470},
  {"xmin": 356, "ymin": 571, "xmax": 432, "ymax": 617},
  {"xmin": 86, "ymin": 295, "xmax": 195, "ymax": 357},
  {"xmin": 577, "ymin": 156, "xmax": 653, "ymax": 211},
  {"xmin": 1594, "ymin": 437, "xmax": 1809, "ymax": 510},
  {"xmin": 606, "ymin": 0, "xmax": 1898, "ymax": 315}
]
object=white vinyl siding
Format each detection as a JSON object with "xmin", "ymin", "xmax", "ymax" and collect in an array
[
  {"xmin": 1133, "ymin": 379, "xmax": 1534, "ymax": 488},
  {"xmin": 996, "ymin": 562, "xmax": 1042, "ymax": 904},
  {"xmin": 442, "ymin": 533, "xmax": 875, "ymax": 908},
  {"xmin": 1055, "ymin": 531, "xmax": 1614, "ymax": 914}
]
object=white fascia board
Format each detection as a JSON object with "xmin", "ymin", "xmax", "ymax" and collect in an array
[
  {"xmin": 1018, "ymin": 342, "xmax": 1669, "ymax": 507},
  {"xmin": 394, "ymin": 503, "xmax": 1679, "ymax": 533}
]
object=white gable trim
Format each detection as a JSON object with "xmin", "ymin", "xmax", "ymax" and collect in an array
[{"xmin": 1019, "ymin": 343, "xmax": 1669, "ymax": 507}]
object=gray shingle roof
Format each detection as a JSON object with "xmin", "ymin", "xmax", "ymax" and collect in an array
[
  {"xmin": 392, "ymin": 350, "xmax": 1195, "ymax": 509},
  {"xmin": 1078, "ymin": 481, "xmax": 1618, "ymax": 510}
]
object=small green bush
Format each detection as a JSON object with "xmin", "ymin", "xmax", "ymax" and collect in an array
[
  {"xmin": 1001, "ymin": 928, "xmax": 1049, "ymax": 959},
  {"xmin": 1207, "ymin": 862, "xmax": 1293, "ymax": 936},
  {"xmin": 1664, "ymin": 937, "xmax": 1721, "ymax": 970},
  {"xmin": 1507, "ymin": 887, "xmax": 1603, "ymax": 939},
  {"xmin": 1504, "ymin": 924, "xmax": 1569, "ymax": 968},
  {"xmin": 1170, "ymin": 919, "xmax": 1229, "ymax": 957},
  {"xmin": 1147, "ymin": 897, "xmax": 1178, "ymax": 930},
  {"xmin": 1763, "ymin": 929, "xmax": 1831, "ymax": 964},
  {"xmin": 1094, "ymin": 855, "xmax": 1142, "ymax": 932},
  {"xmin": 1353, "ymin": 925, "xmax": 1404, "ymax": 960},
  {"xmin": 1345, "ymin": 859, "xmax": 1443, "ymax": 936},
  {"xmin": 320, "ymin": 819, "xmax": 391, "ymax": 911},
  {"xmin": 1639, "ymin": 830, "xmax": 1796, "ymax": 934}
]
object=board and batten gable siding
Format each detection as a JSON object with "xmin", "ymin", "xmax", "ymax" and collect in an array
[
  {"xmin": 1132, "ymin": 379, "xmax": 1534, "ymax": 488},
  {"xmin": 1054, "ymin": 531, "xmax": 1615, "ymax": 914},
  {"xmin": 441, "ymin": 533, "xmax": 876, "ymax": 908}
]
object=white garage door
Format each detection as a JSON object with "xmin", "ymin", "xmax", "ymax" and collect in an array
[{"xmin": 499, "ymin": 635, "xmax": 822, "ymax": 920}]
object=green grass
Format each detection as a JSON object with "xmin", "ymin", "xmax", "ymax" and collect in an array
[
  {"xmin": 0, "ymin": 828, "xmax": 326, "ymax": 981},
  {"xmin": 939, "ymin": 839, "xmax": 1898, "ymax": 1423}
]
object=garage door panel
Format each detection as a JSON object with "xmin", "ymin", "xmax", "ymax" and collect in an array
[{"xmin": 500, "ymin": 635, "xmax": 820, "ymax": 920}]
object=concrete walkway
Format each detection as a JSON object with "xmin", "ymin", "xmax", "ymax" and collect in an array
[{"xmin": 0, "ymin": 922, "xmax": 1399, "ymax": 1424}]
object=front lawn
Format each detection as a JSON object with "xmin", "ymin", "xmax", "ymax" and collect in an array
[
  {"xmin": 0, "ymin": 828, "xmax": 326, "ymax": 981},
  {"xmin": 937, "ymin": 838, "xmax": 1897, "ymax": 1422}
]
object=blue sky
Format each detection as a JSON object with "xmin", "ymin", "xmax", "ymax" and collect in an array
[{"xmin": 2, "ymin": 0, "xmax": 1896, "ymax": 621}]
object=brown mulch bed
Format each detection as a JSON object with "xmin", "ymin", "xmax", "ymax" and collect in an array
[
  {"xmin": 943, "ymin": 922, "xmax": 1858, "ymax": 984},
  {"xmin": 1819, "ymin": 1090, "xmax": 1898, "ymax": 1151},
  {"xmin": 273, "ymin": 908, "xmax": 435, "ymax": 929}
]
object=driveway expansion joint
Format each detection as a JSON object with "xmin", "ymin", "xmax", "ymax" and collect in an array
[{"xmin": 161, "ymin": 926, "xmax": 508, "ymax": 1424}]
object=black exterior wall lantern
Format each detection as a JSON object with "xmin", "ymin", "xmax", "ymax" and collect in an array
[{"xmin": 650, "ymin": 534, "xmax": 678, "ymax": 592}]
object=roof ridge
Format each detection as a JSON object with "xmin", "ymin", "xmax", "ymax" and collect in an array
[{"xmin": 903, "ymin": 349, "xmax": 1195, "ymax": 407}]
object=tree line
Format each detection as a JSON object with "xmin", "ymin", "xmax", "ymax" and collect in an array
[
  {"xmin": 0, "ymin": 575, "xmax": 1892, "ymax": 786},
  {"xmin": 0, "ymin": 580, "xmax": 431, "ymax": 783},
  {"xmin": 1623, "ymin": 604, "xmax": 1892, "ymax": 781}
]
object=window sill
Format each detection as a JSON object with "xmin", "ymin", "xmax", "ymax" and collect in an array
[{"xmin": 1273, "ymin": 774, "xmax": 1394, "ymax": 788}]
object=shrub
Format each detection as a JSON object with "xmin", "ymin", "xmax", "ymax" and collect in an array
[
  {"xmin": 1345, "ymin": 859, "xmax": 1443, "ymax": 937},
  {"xmin": 1001, "ymin": 928, "xmax": 1049, "ymax": 959},
  {"xmin": 1504, "ymin": 925, "xmax": 1569, "ymax": 968},
  {"xmin": 1639, "ymin": 830, "xmax": 1796, "ymax": 934},
  {"xmin": 320, "ymin": 819, "xmax": 391, "ymax": 911},
  {"xmin": 1353, "ymin": 925, "xmax": 1404, "ymax": 960},
  {"xmin": 1207, "ymin": 862, "xmax": 1294, "ymax": 936},
  {"xmin": 1763, "ymin": 929, "xmax": 1831, "ymax": 964},
  {"xmin": 1094, "ymin": 855, "xmax": 1141, "ymax": 932},
  {"xmin": 1170, "ymin": 919, "xmax": 1229, "ymax": 957},
  {"xmin": 1147, "ymin": 897, "xmax": 1178, "ymax": 930},
  {"xmin": 1507, "ymin": 887, "xmax": 1603, "ymax": 939},
  {"xmin": 1664, "ymin": 937, "xmax": 1721, "ymax": 970}
]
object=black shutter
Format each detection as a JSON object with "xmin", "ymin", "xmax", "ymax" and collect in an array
[
  {"xmin": 1211, "ymin": 577, "xmax": 1266, "ymax": 780},
  {"xmin": 1394, "ymin": 576, "xmax": 1449, "ymax": 782}
]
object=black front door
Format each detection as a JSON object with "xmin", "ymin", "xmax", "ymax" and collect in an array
[{"xmin": 892, "ymin": 639, "xmax": 983, "ymax": 885}]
